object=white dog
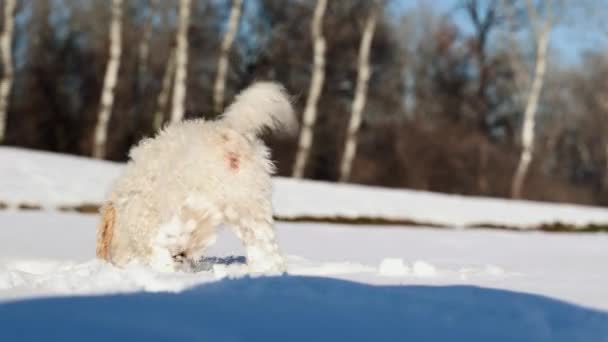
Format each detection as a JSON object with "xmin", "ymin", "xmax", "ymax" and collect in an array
[{"xmin": 96, "ymin": 82, "xmax": 296, "ymax": 273}]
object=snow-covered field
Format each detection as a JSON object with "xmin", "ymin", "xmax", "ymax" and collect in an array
[
  {"xmin": 3, "ymin": 146, "xmax": 608, "ymax": 229},
  {"xmin": 1, "ymin": 147, "xmax": 608, "ymax": 341}
]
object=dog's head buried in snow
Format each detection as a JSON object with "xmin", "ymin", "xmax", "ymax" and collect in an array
[{"xmin": 96, "ymin": 82, "xmax": 296, "ymax": 273}]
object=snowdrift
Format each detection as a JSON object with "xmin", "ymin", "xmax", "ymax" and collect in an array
[{"xmin": 2, "ymin": 276, "xmax": 607, "ymax": 342}]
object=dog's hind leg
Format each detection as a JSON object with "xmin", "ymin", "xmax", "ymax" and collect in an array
[
  {"xmin": 96, "ymin": 202, "xmax": 115, "ymax": 261},
  {"xmin": 233, "ymin": 216, "xmax": 286, "ymax": 273}
]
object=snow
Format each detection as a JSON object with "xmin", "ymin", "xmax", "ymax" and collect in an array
[
  {"xmin": 274, "ymin": 177, "xmax": 608, "ymax": 228},
  {"xmin": 2, "ymin": 277, "xmax": 608, "ymax": 342},
  {"xmin": 412, "ymin": 260, "xmax": 438, "ymax": 277},
  {"xmin": 1, "ymin": 147, "xmax": 608, "ymax": 340},
  {"xmin": 0, "ymin": 147, "xmax": 122, "ymax": 207},
  {"xmin": 1, "ymin": 210, "xmax": 608, "ymax": 308},
  {"xmin": 378, "ymin": 258, "xmax": 409, "ymax": 277},
  {"xmin": 3, "ymin": 146, "xmax": 608, "ymax": 228},
  {"xmin": 0, "ymin": 211, "xmax": 607, "ymax": 340}
]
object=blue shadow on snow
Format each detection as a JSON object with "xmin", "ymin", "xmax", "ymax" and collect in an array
[{"xmin": 0, "ymin": 275, "xmax": 607, "ymax": 342}]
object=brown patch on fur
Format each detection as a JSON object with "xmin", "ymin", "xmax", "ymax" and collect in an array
[
  {"xmin": 96, "ymin": 203, "xmax": 116, "ymax": 261},
  {"xmin": 227, "ymin": 152, "xmax": 240, "ymax": 171},
  {"xmin": 0, "ymin": 202, "xmax": 7, "ymax": 210}
]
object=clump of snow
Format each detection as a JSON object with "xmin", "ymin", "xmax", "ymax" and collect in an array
[
  {"xmin": 378, "ymin": 258, "xmax": 409, "ymax": 277},
  {"xmin": 485, "ymin": 264, "xmax": 506, "ymax": 276},
  {"xmin": 412, "ymin": 260, "xmax": 438, "ymax": 277},
  {"xmin": 293, "ymin": 260, "xmax": 375, "ymax": 277}
]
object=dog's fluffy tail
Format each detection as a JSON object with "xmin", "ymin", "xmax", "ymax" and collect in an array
[{"xmin": 220, "ymin": 82, "xmax": 297, "ymax": 137}]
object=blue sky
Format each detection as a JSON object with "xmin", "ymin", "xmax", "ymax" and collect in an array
[{"xmin": 391, "ymin": 0, "xmax": 608, "ymax": 65}]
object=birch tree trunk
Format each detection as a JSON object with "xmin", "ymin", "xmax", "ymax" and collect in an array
[
  {"xmin": 153, "ymin": 49, "xmax": 175, "ymax": 131},
  {"xmin": 292, "ymin": 0, "xmax": 328, "ymax": 178},
  {"xmin": 339, "ymin": 3, "xmax": 379, "ymax": 182},
  {"xmin": 0, "ymin": 0, "xmax": 16, "ymax": 143},
  {"xmin": 170, "ymin": 0, "xmax": 191, "ymax": 124},
  {"xmin": 93, "ymin": 0, "xmax": 123, "ymax": 159},
  {"xmin": 213, "ymin": 0, "xmax": 243, "ymax": 114},
  {"xmin": 511, "ymin": 16, "xmax": 551, "ymax": 198}
]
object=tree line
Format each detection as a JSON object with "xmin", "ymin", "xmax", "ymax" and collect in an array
[{"xmin": 0, "ymin": 0, "xmax": 607, "ymax": 206}]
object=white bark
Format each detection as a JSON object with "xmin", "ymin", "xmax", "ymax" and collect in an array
[
  {"xmin": 93, "ymin": 0, "xmax": 123, "ymax": 159},
  {"xmin": 511, "ymin": 14, "xmax": 551, "ymax": 198},
  {"xmin": 0, "ymin": 0, "xmax": 16, "ymax": 143},
  {"xmin": 213, "ymin": 0, "xmax": 243, "ymax": 114},
  {"xmin": 170, "ymin": 0, "xmax": 191, "ymax": 124},
  {"xmin": 292, "ymin": 0, "xmax": 328, "ymax": 178},
  {"xmin": 153, "ymin": 49, "xmax": 176, "ymax": 131},
  {"xmin": 339, "ymin": 3, "xmax": 379, "ymax": 182}
]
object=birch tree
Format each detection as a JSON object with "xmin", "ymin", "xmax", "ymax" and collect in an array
[
  {"xmin": 511, "ymin": 0, "xmax": 552, "ymax": 198},
  {"xmin": 93, "ymin": 0, "xmax": 123, "ymax": 159},
  {"xmin": 0, "ymin": 0, "xmax": 16, "ymax": 143},
  {"xmin": 292, "ymin": 0, "xmax": 328, "ymax": 178},
  {"xmin": 170, "ymin": 0, "xmax": 191, "ymax": 124},
  {"xmin": 339, "ymin": 2, "xmax": 379, "ymax": 182},
  {"xmin": 213, "ymin": 0, "xmax": 243, "ymax": 114}
]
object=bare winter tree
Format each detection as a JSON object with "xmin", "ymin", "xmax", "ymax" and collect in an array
[
  {"xmin": 339, "ymin": 2, "xmax": 379, "ymax": 182},
  {"xmin": 594, "ymin": 9, "xmax": 608, "ymax": 193},
  {"xmin": 596, "ymin": 66, "xmax": 608, "ymax": 191},
  {"xmin": 213, "ymin": 0, "xmax": 243, "ymax": 114},
  {"xmin": 465, "ymin": 0, "xmax": 500, "ymax": 121},
  {"xmin": 502, "ymin": 3, "xmax": 531, "ymax": 100},
  {"xmin": 170, "ymin": 0, "xmax": 191, "ymax": 124},
  {"xmin": 511, "ymin": 0, "xmax": 552, "ymax": 198},
  {"xmin": 93, "ymin": 0, "xmax": 123, "ymax": 159},
  {"xmin": 292, "ymin": 0, "xmax": 328, "ymax": 178},
  {"xmin": 0, "ymin": 0, "xmax": 16, "ymax": 143},
  {"xmin": 153, "ymin": 49, "xmax": 176, "ymax": 131},
  {"xmin": 134, "ymin": 0, "xmax": 158, "ymax": 128}
]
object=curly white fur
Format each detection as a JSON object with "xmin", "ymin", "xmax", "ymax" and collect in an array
[{"xmin": 98, "ymin": 82, "xmax": 295, "ymax": 273}]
